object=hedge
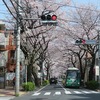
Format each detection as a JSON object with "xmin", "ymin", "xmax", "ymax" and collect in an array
[
  {"xmin": 42, "ymin": 80, "xmax": 49, "ymax": 86},
  {"xmin": 22, "ymin": 82, "xmax": 35, "ymax": 91},
  {"xmin": 85, "ymin": 80, "xmax": 99, "ymax": 90}
]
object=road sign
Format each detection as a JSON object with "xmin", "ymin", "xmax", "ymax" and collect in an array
[
  {"xmin": 85, "ymin": 40, "xmax": 97, "ymax": 44},
  {"xmin": 95, "ymin": 66, "xmax": 99, "ymax": 76}
]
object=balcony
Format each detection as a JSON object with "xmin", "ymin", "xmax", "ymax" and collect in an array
[
  {"xmin": 0, "ymin": 33, "xmax": 6, "ymax": 50},
  {"xmin": 6, "ymin": 45, "xmax": 16, "ymax": 50},
  {"xmin": 0, "ymin": 59, "xmax": 6, "ymax": 67},
  {"xmin": 0, "ymin": 32, "xmax": 16, "ymax": 51}
]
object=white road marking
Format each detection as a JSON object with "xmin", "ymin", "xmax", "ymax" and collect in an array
[
  {"xmin": 32, "ymin": 92, "xmax": 41, "ymax": 96},
  {"xmin": 54, "ymin": 91, "xmax": 61, "ymax": 95},
  {"xmin": 74, "ymin": 91, "xmax": 82, "ymax": 94},
  {"xmin": 34, "ymin": 85, "xmax": 49, "ymax": 93},
  {"xmin": 32, "ymin": 90, "xmax": 100, "ymax": 96},
  {"xmin": 65, "ymin": 91, "xmax": 71, "ymax": 94},
  {"xmin": 90, "ymin": 91, "xmax": 99, "ymax": 93},
  {"xmin": 59, "ymin": 83, "xmax": 71, "ymax": 95},
  {"xmin": 59, "ymin": 84, "xmax": 67, "ymax": 91},
  {"xmin": 82, "ymin": 91, "xmax": 91, "ymax": 94},
  {"xmin": 44, "ymin": 92, "xmax": 51, "ymax": 95}
]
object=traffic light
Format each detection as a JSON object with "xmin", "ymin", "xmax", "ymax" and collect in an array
[
  {"xmin": 75, "ymin": 39, "xmax": 86, "ymax": 45},
  {"xmin": 41, "ymin": 14, "xmax": 57, "ymax": 25}
]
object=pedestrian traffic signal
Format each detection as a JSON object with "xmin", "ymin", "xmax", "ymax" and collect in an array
[
  {"xmin": 41, "ymin": 14, "xmax": 57, "ymax": 25},
  {"xmin": 75, "ymin": 39, "xmax": 86, "ymax": 45}
]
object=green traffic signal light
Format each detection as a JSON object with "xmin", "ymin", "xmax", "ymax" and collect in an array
[
  {"xmin": 41, "ymin": 15, "xmax": 46, "ymax": 20},
  {"xmin": 75, "ymin": 40, "xmax": 82, "ymax": 43}
]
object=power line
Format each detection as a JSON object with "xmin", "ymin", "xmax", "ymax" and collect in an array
[{"xmin": 2, "ymin": 0, "xmax": 17, "ymax": 20}]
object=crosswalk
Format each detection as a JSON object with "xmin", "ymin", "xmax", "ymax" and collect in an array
[{"xmin": 32, "ymin": 90, "xmax": 99, "ymax": 96}]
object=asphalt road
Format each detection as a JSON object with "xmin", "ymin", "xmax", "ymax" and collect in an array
[{"xmin": 11, "ymin": 83, "xmax": 100, "ymax": 100}]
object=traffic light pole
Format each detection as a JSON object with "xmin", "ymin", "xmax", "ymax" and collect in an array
[
  {"xmin": 15, "ymin": 0, "xmax": 20, "ymax": 96},
  {"xmin": 98, "ymin": 30, "xmax": 100, "ymax": 87}
]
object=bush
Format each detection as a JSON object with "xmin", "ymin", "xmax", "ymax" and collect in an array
[
  {"xmin": 42, "ymin": 80, "xmax": 49, "ymax": 86},
  {"xmin": 22, "ymin": 82, "xmax": 35, "ymax": 91},
  {"xmin": 85, "ymin": 80, "xmax": 99, "ymax": 90}
]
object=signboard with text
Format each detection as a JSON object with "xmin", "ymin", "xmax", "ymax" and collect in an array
[{"xmin": 95, "ymin": 66, "xmax": 99, "ymax": 76}]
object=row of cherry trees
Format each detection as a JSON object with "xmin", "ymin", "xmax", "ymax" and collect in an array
[
  {"xmin": 2, "ymin": 0, "xmax": 100, "ymax": 85},
  {"xmin": 2, "ymin": 0, "xmax": 71, "ymax": 86},
  {"xmin": 47, "ymin": 5, "xmax": 100, "ymax": 81},
  {"xmin": 60, "ymin": 5, "xmax": 99, "ymax": 81}
]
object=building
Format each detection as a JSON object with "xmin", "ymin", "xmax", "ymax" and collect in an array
[{"xmin": 0, "ymin": 21, "xmax": 19, "ymax": 88}]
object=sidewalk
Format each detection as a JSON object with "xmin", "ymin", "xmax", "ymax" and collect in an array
[{"xmin": 0, "ymin": 86, "xmax": 27, "ymax": 97}]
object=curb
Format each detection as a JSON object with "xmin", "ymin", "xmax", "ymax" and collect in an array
[
  {"xmin": 96, "ymin": 90, "xmax": 100, "ymax": 92},
  {"xmin": 0, "ymin": 85, "xmax": 49, "ymax": 97},
  {"xmin": 0, "ymin": 89, "xmax": 28, "ymax": 97}
]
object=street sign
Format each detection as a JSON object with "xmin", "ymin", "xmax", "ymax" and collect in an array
[
  {"xmin": 95, "ymin": 66, "xmax": 99, "ymax": 76},
  {"xmin": 75, "ymin": 40, "xmax": 97, "ymax": 45},
  {"xmin": 85, "ymin": 40, "xmax": 97, "ymax": 44}
]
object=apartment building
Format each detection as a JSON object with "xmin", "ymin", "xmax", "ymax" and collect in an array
[{"xmin": 0, "ymin": 21, "xmax": 17, "ymax": 88}]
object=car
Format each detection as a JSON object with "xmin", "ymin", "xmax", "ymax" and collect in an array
[{"xmin": 49, "ymin": 78, "xmax": 57, "ymax": 84}]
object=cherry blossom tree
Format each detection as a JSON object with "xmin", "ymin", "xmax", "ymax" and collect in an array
[
  {"xmin": 58, "ymin": 5, "xmax": 100, "ymax": 81},
  {"xmin": 2, "ymin": 0, "xmax": 71, "ymax": 86}
]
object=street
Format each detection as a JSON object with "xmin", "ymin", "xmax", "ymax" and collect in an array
[
  {"xmin": 11, "ymin": 83, "xmax": 100, "ymax": 100},
  {"xmin": 0, "ymin": 96, "xmax": 15, "ymax": 100},
  {"xmin": 0, "ymin": 0, "xmax": 100, "ymax": 100}
]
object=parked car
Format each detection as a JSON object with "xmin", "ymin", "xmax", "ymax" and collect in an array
[{"xmin": 49, "ymin": 78, "xmax": 57, "ymax": 84}]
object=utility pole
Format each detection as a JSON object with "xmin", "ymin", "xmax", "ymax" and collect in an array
[
  {"xmin": 98, "ymin": 30, "xmax": 100, "ymax": 86},
  {"xmin": 15, "ymin": 0, "xmax": 21, "ymax": 96}
]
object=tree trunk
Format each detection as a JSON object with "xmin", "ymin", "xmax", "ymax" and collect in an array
[
  {"xmin": 46, "ymin": 66, "xmax": 49, "ymax": 80},
  {"xmin": 39, "ymin": 60, "xmax": 44, "ymax": 80},
  {"xmin": 89, "ymin": 67, "xmax": 93, "ymax": 81},
  {"xmin": 27, "ymin": 64, "xmax": 32, "ymax": 82},
  {"xmin": 89, "ymin": 56, "xmax": 95, "ymax": 81},
  {"xmin": 32, "ymin": 70, "xmax": 40, "ymax": 87},
  {"xmin": 78, "ymin": 56, "xmax": 83, "ymax": 79}
]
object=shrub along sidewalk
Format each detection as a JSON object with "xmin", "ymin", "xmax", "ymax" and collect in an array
[
  {"xmin": 85, "ymin": 80, "xmax": 100, "ymax": 90},
  {"xmin": 0, "ymin": 80, "xmax": 49, "ymax": 97},
  {"xmin": 22, "ymin": 82, "xmax": 35, "ymax": 91},
  {"xmin": 22, "ymin": 80, "xmax": 49, "ymax": 92}
]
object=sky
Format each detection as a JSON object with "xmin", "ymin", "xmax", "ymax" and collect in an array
[
  {"xmin": 72, "ymin": 0, "xmax": 100, "ymax": 5},
  {"xmin": 0, "ymin": 0, "xmax": 8, "ymax": 20},
  {"xmin": 0, "ymin": 0, "xmax": 100, "ymax": 20}
]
